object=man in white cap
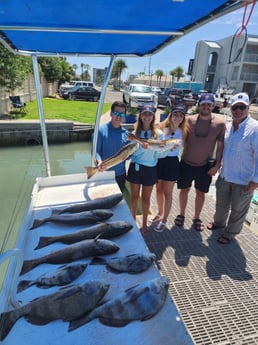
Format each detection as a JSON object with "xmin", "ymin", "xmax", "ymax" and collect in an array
[{"xmin": 207, "ymin": 92, "xmax": 258, "ymax": 244}]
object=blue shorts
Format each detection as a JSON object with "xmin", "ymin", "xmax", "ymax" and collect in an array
[
  {"xmin": 127, "ymin": 162, "xmax": 157, "ymax": 186},
  {"xmin": 157, "ymin": 156, "xmax": 180, "ymax": 181},
  {"xmin": 177, "ymin": 160, "xmax": 212, "ymax": 193}
]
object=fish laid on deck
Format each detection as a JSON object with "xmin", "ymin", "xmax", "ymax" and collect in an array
[
  {"xmin": 21, "ymin": 238, "xmax": 120, "ymax": 275},
  {"xmin": 17, "ymin": 262, "xmax": 88, "ymax": 292},
  {"xmin": 90, "ymin": 253, "xmax": 156, "ymax": 274},
  {"xmin": 69, "ymin": 276, "xmax": 169, "ymax": 331},
  {"xmin": 86, "ymin": 142, "xmax": 138, "ymax": 179},
  {"xmin": 35, "ymin": 221, "xmax": 133, "ymax": 250},
  {"xmin": 127, "ymin": 132, "xmax": 181, "ymax": 152},
  {"xmin": 51, "ymin": 193, "xmax": 123, "ymax": 215},
  {"xmin": 30, "ymin": 209, "xmax": 113, "ymax": 230},
  {"xmin": 0, "ymin": 280, "xmax": 110, "ymax": 341}
]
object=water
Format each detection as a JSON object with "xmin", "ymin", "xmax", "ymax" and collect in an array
[{"xmin": 0, "ymin": 142, "xmax": 92, "ymax": 255}]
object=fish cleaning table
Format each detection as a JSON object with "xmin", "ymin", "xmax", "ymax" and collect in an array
[{"xmin": 0, "ymin": 172, "xmax": 192, "ymax": 345}]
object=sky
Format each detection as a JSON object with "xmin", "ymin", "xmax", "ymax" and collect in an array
[{"xmin": 66, "ymin": 6, "xmax": 258, "ymax": 82}]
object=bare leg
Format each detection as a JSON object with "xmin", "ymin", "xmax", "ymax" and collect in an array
[
  {"xmin": 129, "ymin": 182, "xmax": 141, "ymax": 220},
  {"xmin": 162, "ymin": 181, "xmax": 175, "ymax": 223},
  {"xmin": 179, "ymin": 188, "xmax": 190, "ymax": 217},
  {"xmin": 194, "ymin": 189, "xmax": 205, "ymax": 219},
  {"xmin": 141, "ymin": 185, "xmax": 154, "ymax": 229},
  {"xmin": 156, "ymin": 180, "xmax": 164, "ymax": 218}
]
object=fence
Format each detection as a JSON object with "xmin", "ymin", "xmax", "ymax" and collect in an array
[{"xmin": 0, "ymin": 76, "xmax": 58, "ymax": 115}]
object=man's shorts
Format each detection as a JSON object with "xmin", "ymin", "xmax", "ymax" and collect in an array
[
  {"xmin": 177, "ymin": 160, "xmax": 212, "ymax": 193},
  {"xmin": 157, "ymin": 156, "xmax": 180, "ymax": 181},
  {"xmin": 127, "ymin": 162, "xmax": 157, "ymax": 186}
]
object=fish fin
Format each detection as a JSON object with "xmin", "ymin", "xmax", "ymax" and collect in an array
[
  {"xmin": 24, "ymin": 315, "xmax": 53, "ymax": 325},
  {"xmin": 34, "ymin": 236, "xmax": 52, "ymax": 250},
  {"xmin": 20, "ymin": 260, "xmax": 38, "ymax": 275},
  {"xmin": 54, "ymin": 285, "xmax": 80, "ymax": 301},
  {"xmin": 94, "ymin": 233, "xmax": 104, "ymax": 241},
  {"xmin": 30, "ymin": 219, "xmax": 44, "ymax": 230},
  {"xmin": 85, "ymin": 166, "xmax": 97, "ymax": 179},
  {"xmin": 51, "ymin": 209, "xmax": 62, "ymax": 216},
  {"xmin": 124, "ymin": 285, "xmax": 150, "ymax": 302},
  {"xmin": 0, "ymin": 310, "xmax": 19, "ymax": 341},
  {"xmin": 99, "ymin": 317, "xmax": 129, "ymax": 327},
  {"xmin": 90, "ymin": 257, "xmax": 106, "ymax": 265},
  {"xmin": 68, "ymin": 313, "xmax": 93, "ymax": 331},
  {"xmin": 17, "ymin": 280, "xmax": 33, "ymax": 293}
]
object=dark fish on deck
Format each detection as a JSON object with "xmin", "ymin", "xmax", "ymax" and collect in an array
[
  {"xmin": 90, "ymin": 253, "xmax": 156, "ymax": 274},
  {"xmin": 30, "ymin": 209, "xmax": 113, "ymax": 230},
  {"xmin": 17, "ymin": 262, "xmax": 88, "ymax": 292},
  {"xmin": 69, "ymin": 276, "xmax": 169, "ymax": 331},
  {"xmin": 21, "ymin": 238, "xmax": 120, "ymax": 275},
  {"xmin": 51, "ymin": 193, "xmax": 123, "ymax": 215},
  {"xmin": 35, "ymin": 221, "xmax": 133, "ymax": 250},
  {"xmin": 0, "ymin": 280, "xmax": 110, "ymax": 341}
]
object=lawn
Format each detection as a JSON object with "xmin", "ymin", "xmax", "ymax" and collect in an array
[{"xmin": 22, "ymin": 97, "xmax": 111, "ymax": 124}]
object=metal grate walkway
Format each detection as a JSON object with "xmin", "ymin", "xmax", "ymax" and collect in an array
[{"xmin": 136, "ymin": 187, "xmax": 258, "ymax": 345}]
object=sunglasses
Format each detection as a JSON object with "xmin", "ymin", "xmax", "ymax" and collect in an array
[
  {"xmin": 231, "ymin": 104, "xmax": 247, "ymax": 111},
  {"xmin": 113, "ymin": 111, "xmax": 126, "ymax": 118}
]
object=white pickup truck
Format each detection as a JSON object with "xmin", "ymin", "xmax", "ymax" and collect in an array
[{"xmin": 122, "ymin": 83, "xmax": 158, "ymax": 108}]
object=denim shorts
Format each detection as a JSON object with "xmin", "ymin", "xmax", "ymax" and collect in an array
[{"xmin": 127, "ymin": 162, "xmax": 157, "ymax": 186}]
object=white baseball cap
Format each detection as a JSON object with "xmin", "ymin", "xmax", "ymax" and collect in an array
[{"xmin": 230, "ymin": 93, "xmax": 249, "ymax": 106}]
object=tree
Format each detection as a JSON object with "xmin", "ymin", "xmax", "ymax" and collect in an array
[
  {"xmin": 155, "ymin": 69, "xmax": 164, "ymax": 86},
  {"xmin": 38, "ymin": 57, "xmax": 73, "ymax": 84},
  {"xmin": 171, "ymin": 66, "xmax": 185, "ymax": 82},
  {"xmin": 112, "ymin": 59, "xmax": 127, "ymax": 90},
  {"xmin": 0, "ymin": 44, "xmax": 32, "ymax": 91},
  {"xmin": 72, "ymin": 64, "xmax": 78, "ymax": 77}
]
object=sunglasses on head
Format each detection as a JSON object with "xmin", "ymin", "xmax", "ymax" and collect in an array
[
  {"xmin": 113, "ymin": 110, "xmax": 126, "ymax": 118},
  {"xmin": 231, "ymin": 104, "xmax": 247, "ymax": 111}
]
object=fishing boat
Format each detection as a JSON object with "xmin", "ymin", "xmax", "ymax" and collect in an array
[{"xmin": 0, "ymin": 1, "xmax": 250, "ymax": 344}]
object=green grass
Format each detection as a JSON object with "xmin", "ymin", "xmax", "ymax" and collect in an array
[{"xmin": 20, "ymin": 97, "xmax": 111, "ymax": 124}]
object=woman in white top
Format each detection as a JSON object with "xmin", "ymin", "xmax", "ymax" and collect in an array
[{"xmin": 152, "ymin": 104, "xmax": 189, "ymax": 232}]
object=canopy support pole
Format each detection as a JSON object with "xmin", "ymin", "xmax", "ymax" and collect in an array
[
  {"xmin": 91, "ymin": 55, "xmax": 116, "ymax": 166},
  {"xmin": 31, "ymin": 54, "xmax": 51, "ymax": 176}
]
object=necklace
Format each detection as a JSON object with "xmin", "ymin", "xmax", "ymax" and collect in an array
[{"xmin": 194, "ymin": 115, "xmax": 212, "ymax": 138}]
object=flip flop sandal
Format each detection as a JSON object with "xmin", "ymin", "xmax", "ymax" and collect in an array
[
  {"xmin": 154, "ymin": 221, "xmax": 166, "ymax": 233},
  {"xmin": 217, "ymin": 236, "xmax": 231, "ymax": 244},
  {"xmin": 174, "ymin": 215, "xmax": 185, "ymax": 227},
  {"xmin": 151, "ymin": 214, "xmax": 162, "ymax": 223},
  {"xmin": 140, "ymin": 227, "xmax": 149, "ymax": 236},
  {"xmin": 193, "ymin": 219, "xmax": 204, "ymax": 231},
  {"xmin": 207, "ymin": 223, "xmax": 224, "ymax": 230}
]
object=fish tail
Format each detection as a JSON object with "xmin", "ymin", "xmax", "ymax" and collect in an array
[
  {"xmin": 30, "ymin": 219, "xmax": 44, "ymax": 230},
  {"xmin": 85, "ymin": 166, "xmax": 97, "ymax": 179},
  {"xmin": 34, "ymin": 236, "xmax": 53, "ymax": 250},
  {"xmin": 90, "ymin": 257, "xmax": 106, "ymax": 265},
  {"xmin": 0, "ymin": 310, "xmax": 20, "ymax": 341},
  {"xmin": 17, "ymin": 280, "xmax": 32, "ymax": 293},
  {"xmin": 21, "ymin": 259, "xmax": 38, "ymax": 275}
]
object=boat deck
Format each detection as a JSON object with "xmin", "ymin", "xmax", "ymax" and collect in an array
[{"xmin": 136, "ymin": 186, "xmax": 258, "ymax": 345}]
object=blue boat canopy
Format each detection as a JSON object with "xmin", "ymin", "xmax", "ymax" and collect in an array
[{"xmin": 0, "ymin": 0, "xmax": 246, "ymax": 57}]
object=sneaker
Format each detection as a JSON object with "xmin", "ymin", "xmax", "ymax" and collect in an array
[{"xmin": 154, "ymin": 221, "xmax": 166, "ymax": 233}]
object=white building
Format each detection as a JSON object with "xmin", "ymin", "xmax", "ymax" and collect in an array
[{"xmin": 190, "ymin": 34, "xmax": 258, "ymax": 98}]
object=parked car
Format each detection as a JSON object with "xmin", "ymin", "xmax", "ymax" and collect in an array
[
  {"xmin": 63, "ymin": 86, "xmax": 100, "ymax": 101},
  {"xmin": 151, "ymin": 86, "xmax": 162, "ymax": 94},
  {"xmin": 59, "ymin": 81, "xmax": 94, "ymax": 97},
  {"xmin": 122, "ymin": 83, "xmax": 158, "ymax": 108}
]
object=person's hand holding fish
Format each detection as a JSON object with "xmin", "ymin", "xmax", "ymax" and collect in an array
[{"xmin": 96, "ymin": 160, "xmax": 106, "ymax": 172}]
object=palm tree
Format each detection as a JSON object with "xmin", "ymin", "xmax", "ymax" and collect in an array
[
  {"xmin": 72, "ymin": 64, "xmax": 78, "ymax": 78},
  {"xmin": 155, "ymin": 69, "xmax": 164, "ymax": 86},
  {"xmin": 112, "ymin": 59, "xmax": 127, "ymax": 90},
  {"xmin": 171, "ymin": 66, "xmax": 185, "ymax": 82},
  {"xmin": 80, "ymin": 63, "xmax": 85, "ymax": 80}
]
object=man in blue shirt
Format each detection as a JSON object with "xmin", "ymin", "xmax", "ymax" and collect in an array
[
  {"xmin": 207, "ymin": 92, "xmax": 258, "ymax": 244},
  {"xmin": 96, "ymin": 101, "xmax": 128, "ymax": 192}
]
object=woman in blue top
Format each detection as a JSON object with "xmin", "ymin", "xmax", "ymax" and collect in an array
[
  {"xmin": 127, "ymin": 104, "xmax": 164, "ymax": 235},
  {"xmin": 153, "ymin": 104, "xmax": 189, "ymax": 232}
]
